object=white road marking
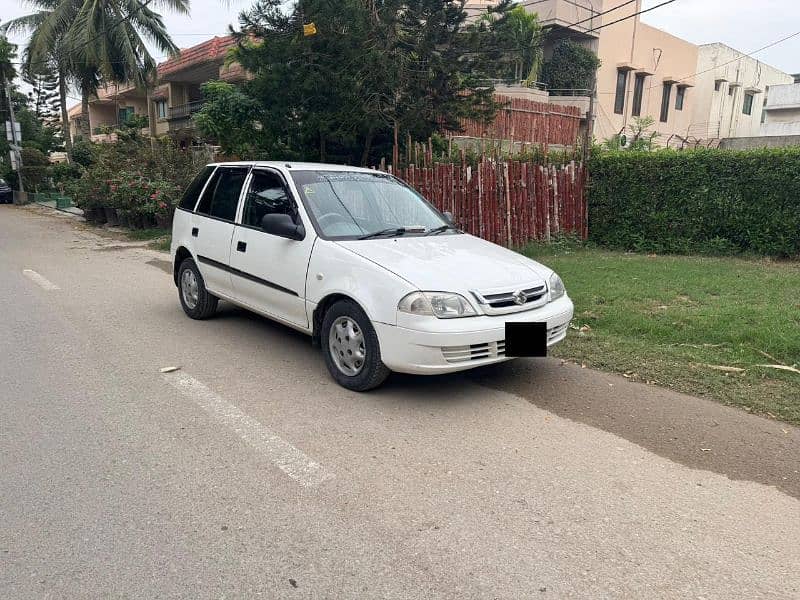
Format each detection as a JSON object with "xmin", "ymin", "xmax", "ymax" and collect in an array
[
  {"xmin": 22, "ymin": 269, "xmax": 60, "ymax": 290},
  {"xmin": 163, "ymin": 372, "xmax": 334, "ymax": 487}
]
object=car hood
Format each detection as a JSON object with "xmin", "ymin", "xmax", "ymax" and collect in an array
[{"xmin": 336, "ymin": 234, "xmax": 552, "ymax": 292}]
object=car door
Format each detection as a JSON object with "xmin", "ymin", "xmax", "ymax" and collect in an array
[
  {"xmin": 228, "ymin": 168, "xmax": 314, "ymax": 328},
  {"xmin": 191, "ymin": 166, "xmax": 250, "ymax": 297}
]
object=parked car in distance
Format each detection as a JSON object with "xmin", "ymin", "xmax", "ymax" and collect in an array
[
  {"xmin": 171, "ymin": 162, "xmax": 574, "ymax": 391},
  {"xmin": 0, "ymin": 178, "xmax": 12, "ymax": 204}
]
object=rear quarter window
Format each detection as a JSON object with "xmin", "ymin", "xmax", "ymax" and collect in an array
[{"xmin": 178, "ymin": 166, "xmax": 216, "ymax": 211}]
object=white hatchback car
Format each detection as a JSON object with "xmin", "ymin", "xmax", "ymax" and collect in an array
[{"xmin": 171, "ymin": 162, "xmax": 574, "ymax": 391}]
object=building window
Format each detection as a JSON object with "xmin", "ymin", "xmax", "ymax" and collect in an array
[
  {"xmin": 743, "ymin": 92, "xmax": 754, "ymax": 115},
  {"xmin": 675, "ymin": 86, "xmax": 686, "ymax": 111},
  {"xmin": 614, "ymin": 69, "xmax": 628, "ymax": 115},
  {"xmin": 729, "ymin": 85, "xmax": 736, "ymax": 96},
  {"xmin": 714, "ymin": 80, "xmax": 722, "ymax": 91},
  {"xmin": 631, "ymin": 73, "xmax": 646, "ymax": 117},
  {"xmin": 155, "ymin": 100, "xmax": 167, "ymax": 119},
  {"xmin": 660, "ymin": 83, "xmax": 672, "ymax": 122},
  {"xmin": 118, "ymin": 106, "xmax": 134, "ymax": 125}
]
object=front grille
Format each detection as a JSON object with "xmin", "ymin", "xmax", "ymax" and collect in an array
[
  {"xmin": 442, "ymin": 340, "xmax": 506, "ymax": 364},
  {"xmin": 471, "ymin": 282, "xmax": 548, "ymax": 315}
]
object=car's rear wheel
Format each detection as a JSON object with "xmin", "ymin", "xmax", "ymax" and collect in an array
[
  {"xmin": 321, "ymin": 300, "xmax": 390, "ymax": 391},
  {"xmin": 178, "ymin": 257, "xmax": 218, "ymax": 319}
]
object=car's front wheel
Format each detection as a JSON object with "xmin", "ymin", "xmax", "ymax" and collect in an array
[
  {"xmin": 178, "ymin": 257, "xmax": 219, "ymax": 319},
  {"xmin": 321, "ymin": 300, "xmax": 390, "ymax": 391}
]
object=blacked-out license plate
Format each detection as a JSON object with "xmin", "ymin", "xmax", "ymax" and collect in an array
[{"xmin": 505, "ymin": 322, "xmax": 548, "ymax": 357}]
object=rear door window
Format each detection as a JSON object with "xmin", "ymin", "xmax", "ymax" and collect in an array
[
  {"xmin": 196, "ymin": 167, "xmax": 249, "ymax": 222},
  {"xmin": 178, "ymin": 166, "xmax": 216, "ymax": 211}
]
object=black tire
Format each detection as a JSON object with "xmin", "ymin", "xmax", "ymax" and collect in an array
[
  {"xmin": 177, "ymin": 257, "xmax": 218, "ymax": 320},
  {"xmin": 321, "ymin": 299, "xmax": 390, "ymax": 392}
]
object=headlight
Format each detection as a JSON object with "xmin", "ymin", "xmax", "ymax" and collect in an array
[
  {"xmin": 549, "ymin": 273, "xmax": 566, "ymax": 301},
  {"xmin": 398, "ymin": 291, "xmax": 477, "ymax": 318}
]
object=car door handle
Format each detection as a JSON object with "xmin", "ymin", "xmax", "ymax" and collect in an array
[
  {"xmin": 236, "ymin": 241, "xmax": 247, "ymax": 253},
  {"xmin": 191, "ymin": 227, "xmax": 199, "ymax": 237}
]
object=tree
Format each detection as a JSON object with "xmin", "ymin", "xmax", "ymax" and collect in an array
[
  {"xmin": 232, "ymin": 0, "xmax": 500, "ymax": 165},
  {"xmin": 540, "ymin": 39, "xmax": 601, "ymax": 95},
  {"xmin": 0, "ymin": 35, "xmax": 18, "ymax": 178},
  {"xmin": 3, "ymin": 0, "xmax": 189, "ymax": 146},
  {"xmin": 480, "ymin": 5, "xmax": 544, "ymax": 85},
  {"xmin": 67, "ymin": 0, "xmax": 189, "ymax": 137},
  {"xmin": 194, "ymin": 81, "xmax": 264, "ymax": 157},
  {"xmin": 3, "ymin": 3, "xmax": 82, "ymax": 158},
  {"xmin": 0, "ymin": 34, "xmax": 17, "ymax": 130},
  {"xmin": 24, "ymin": 63, "xmax": 62, "ymax": 128}
]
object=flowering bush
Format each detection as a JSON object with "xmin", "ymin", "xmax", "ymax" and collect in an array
[{"xmin": 67, "ymin": 136, "xmax": 199, "ymax": 228}]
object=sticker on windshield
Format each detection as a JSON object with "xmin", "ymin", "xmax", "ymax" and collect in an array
[
  {"xmin": 319, "ymin": 172, "xmax": 387, "ymax": 182},
  {"xmin": 303, "ymin": 185, "xmax": 316, "ymax": 195}
]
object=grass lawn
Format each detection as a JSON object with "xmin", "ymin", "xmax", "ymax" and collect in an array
[{"xmin": 522, "ymin": 243, "xmax": 800, "ymax": 425}]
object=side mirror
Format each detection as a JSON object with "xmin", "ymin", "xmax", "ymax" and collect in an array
[
  {"xmin": 261, "ymin": 213, "xmax": 305, "ymax": 240},
  {"xmin": 443, "ymin": 211, "xmax": 454, "ymax": 224}
]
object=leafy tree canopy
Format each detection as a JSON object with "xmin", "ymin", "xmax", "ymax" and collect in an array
[
  {"xmin": 474, "ymin": 4, "xmax": 544, "ymax": 86},
  {"xmin": 194, "ymin": 81, "xmax": 265, "ymax": 158},
  {"xmin": 541, "ymin": 39, "xmax": 601, "ymax": 95},
  {"xmin": 227, "ymin": 0, "xmax": 503, "ymax": 165}
]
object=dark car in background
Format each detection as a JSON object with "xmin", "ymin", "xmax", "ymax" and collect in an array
[{"xmin": 0, "ymin": 178, "xmax": 12, "ymax": 204}]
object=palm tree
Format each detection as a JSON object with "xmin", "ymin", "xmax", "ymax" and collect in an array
[
  {"xmin": 501, "ymin": 6, "xmax": 544, "ymax": 86},
  {"xmin": 3, "ymin": 0, "xmax": 189, "ymax": 150}
]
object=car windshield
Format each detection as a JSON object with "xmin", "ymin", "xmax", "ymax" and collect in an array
[{"xmin": 290, "ymin": 170, "xmax": 454, "ymax": 239}]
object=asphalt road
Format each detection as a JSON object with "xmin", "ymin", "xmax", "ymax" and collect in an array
[{"xmin": 1, "ymin": 205, "xmax": 799, "ymax": 599}]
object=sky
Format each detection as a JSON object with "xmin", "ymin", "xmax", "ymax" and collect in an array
[
  {"xmin": 641, "ymin": 0, "xmax": 800, "ymax": 73},
  {"xmin": 3, "ymin": 0, "xmax": 800, "ymax": 94}
]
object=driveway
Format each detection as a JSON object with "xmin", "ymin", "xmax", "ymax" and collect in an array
[{"xmin": 1, "ymin": 205, "xmax": 798, "ymax": 599}]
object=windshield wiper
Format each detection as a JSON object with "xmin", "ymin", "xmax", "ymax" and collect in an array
[
  {"xmin": 425, "ymin": 224, "xmax": 460, "ymax": 236},
  {"xmin": 358, "ymin": 227, "xmax": 421, "ymax": 240}
]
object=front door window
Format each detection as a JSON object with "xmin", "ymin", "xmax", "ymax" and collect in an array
[{"xmin": 242, "ymin": 170, "xmax": 298, "ymax": 228}]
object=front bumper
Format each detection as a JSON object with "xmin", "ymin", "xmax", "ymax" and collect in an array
[{"xmin": 374, "ymin": 295, "xmax": 574, "ymax": 375}]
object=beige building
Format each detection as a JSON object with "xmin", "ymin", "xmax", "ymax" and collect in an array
[
  {"xmin": 591, "ymin": 1, "xmax": 698, "ymax": 145},
  {"xmin": 691, "ymin": 43, "xmax": 793, "ymax": 140},
  {"xmin": 466, "ymin": 0, "xmax": 701, "ymax": 145},
  {"xmin": 68, "ymin": 36, "xmax": 245, "ymax": 146},
  {"xmin": 760, "ymin": 82, "xmax": 800, "ymax": 136},
  {"xmin": 465, "ymin": 0, "xmax": 795, "ymax": 147}
]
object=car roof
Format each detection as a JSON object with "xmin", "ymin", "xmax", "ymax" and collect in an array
[{"xmin": 205, "ymin": 161, "xmax": 378, "ymax": 174}]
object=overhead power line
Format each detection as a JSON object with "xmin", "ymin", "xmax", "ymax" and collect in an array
[
  {"xmin": 564, "ymin": 0, "xmax": 638, "ymax": 30},
  {"xmin": 676, "ymin": 29, "xmax": 800, "ymax": 85},
  {"xmin": 585, "ymin": 0, "xmax": 678, "ymax": 34},
  {"xmin": 595, "ymin": 26, "xmax": 800, "ymax": 95}
]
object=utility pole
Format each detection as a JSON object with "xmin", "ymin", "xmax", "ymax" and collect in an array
[
  {"xmin": 5, "ymin": 81, "xmax": 24, "ymax": 195},
  {"xmin": 582, "ymin": 71, "xmax": 596, "ymax": 161}
]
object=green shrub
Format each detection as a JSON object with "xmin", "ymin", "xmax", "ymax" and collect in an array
[
  {"xmin": 541, "ymin": 40, "xmax": 600, "ymax": 95},
  {"xmin": 588, "ymin": 148, "xmax": 800, "ymax": 257},
  {"xmin": 51, "ymin": 162, "xmax": 83, "ymax": 188},
  {"xmin": 67, "ymin": 137, "xmax": 188, "ymax": 219}
]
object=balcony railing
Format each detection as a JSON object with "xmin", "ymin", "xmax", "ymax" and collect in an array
[{"xmin": 168, "ymin": 100, "xmax": 205, "ymax": 120}]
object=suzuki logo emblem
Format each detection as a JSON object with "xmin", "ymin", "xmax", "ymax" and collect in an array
[{"xmin": 512, "ymin": 290, "xmax": 527, "ymax": 305}]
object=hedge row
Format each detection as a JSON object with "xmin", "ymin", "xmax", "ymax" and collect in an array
[{"xmin": 588, "ymin": 148, "xmax": 800, "ymax": 257}]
